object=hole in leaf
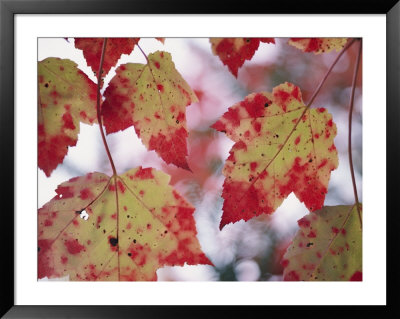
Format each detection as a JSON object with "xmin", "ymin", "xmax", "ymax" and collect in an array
[
  {"xmin": 109, "ymin": 237, "xmax": 118, "ymax": 247},
  {"xmin": 80, "ymin": 210, "xmax": 89, "ymax": 220}
]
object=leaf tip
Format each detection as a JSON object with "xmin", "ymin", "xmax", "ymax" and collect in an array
[
  {"xmin": 176, "ymin": 160, "xmax": 192, "ymax": 172},
  {"xmin": 219, "ymin": 218, "xmax": 229, "ymax": 230},
  {"xmin": 199, "ymin": 254, "xmax": 214, "ymax": 267}
]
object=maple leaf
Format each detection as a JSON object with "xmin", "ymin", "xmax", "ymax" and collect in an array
[
  {"xmin": 212, "ymin": 82, "xmax": 338, "ymax": 229},
  {"xmin": 210, "ymin": 38, "xmax": 275, "ymax": 77},
  {"xmin": 288, "ymin": 38, "xmax": 348, "ymax": 54},
  {"xmin": 38, "ymin": 167, "xmax": 211, "ymax": 281},
  {"xmin": 74, "ymin": 38, "xmax": 140, "ymax": 81},
  {"xmin": 38, "ymin": 58, "xmax": 98, "ymax": 177},
  {"xmin": 282, "ymin": 205, "xmax": 362, "ymax": 281},
  {"xmin": 101, "ymin": 51, "xmax": 198, "ymax": 170}
]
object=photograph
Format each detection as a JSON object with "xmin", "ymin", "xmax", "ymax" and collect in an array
[
  {"xmin": 37, "ymin": 37, "xmax": 362, "ymax": 282},
  {"xmin": 3, "ymin": 3, "xmax": 396, "ymax": 315}
]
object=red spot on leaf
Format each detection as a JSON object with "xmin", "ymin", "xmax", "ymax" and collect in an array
[
  {"xmin": 117, "ymin": 180, "xmax": 126, "ymax": 193},
  {"xmin": 325, "ymin": 129, "xmax": 331, "ymax": 138},
  {"xmin": 44, "ymin": 219, "xmax": 53, "ymax": 227},
  {"xmin": 177, "ymin": 112, "xmax": 185, "ymax": 123},
  {"xmin": 291, "ymin": 86, "xmax": 301, "ymax": 101},
  {"xmin": 172, "ymin": 190, "xmax": 180, "ymax": 200},
  {"xmin": 222, "ymin": 107, "xmax": 241, "ymax": 128},
  {"xmin": 258, "ymin": 170, "xmax": 268, "ymax": 179},
  {"xmin": 96, "ymin": 216, "xmax": 102, "ymax": 228},
  {"xmin": 134, "ymin": 167, "xmax": 154, "ymax": 179},
  {"xmin": 241, "ymin": 93, "xmax": 267, "ymax": 118},
  {"xmin": 307, "ymin": 230, "xmax": 317, "ymax": 238},
  {"xmin": 297, "ymin": 217, "xmax": 311, "ymax": 228},
  {"xmin": 281, "ymin": 259, "xmax": 289, "ymax": 268},
  {"xmin": 62, "ymin": 112, "xmax": 76, "ymax": 130},
  {"xmin": 50, "ymin": 90, "xmax": 60, "ymax": 98},
  {"xmin": 80, "ymin": 188, "xmax": 93, "ymax": 200},
  {"xmin": 250, "ymin": 162, "xmax": 258, "ymax": 171},
  {"xmin": 253, "ymin": 121, "xmax": 261, "ymax": 133},
  {"xmin": 274, "ymin": 89, "xmax": 290, "ymax": 112},
  {"xmin": 234, "ymin": 140, "xmax": 247, "ymax": 151},
  {"xmin": 64, "ymin": 239, "xmax": 85, "ymax": 255},
  {"xmin": 284, "ymin": 270, "xmax": 300, "ymax": 281},
  {"xmin": 317, "ymin": 158, "xmax": 328, "ymax": 169},
  {"xmin": 328, "ymin": 144, "xmax": 337, "ymax": 152},
  {"xmin": 56, "ymin": 186, "xmax": 74, "ymax": 199},
  {"xmin": 350, "ymin": 271, "xmax": 362, "ymax": 281}
]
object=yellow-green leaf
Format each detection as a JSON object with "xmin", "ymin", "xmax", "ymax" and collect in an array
[
  {"xmin": 102, "ymin": 51, "xmax": 198, "ymax": 170},
  {"xmin": 38, "ymin": 58, "xmax": 98, "ymax": 176},
  {"xmin": 212, "ymin": 82, "xmax": 338, "ymax": 229},
  {"xmin": 38, "ymin": 167, "xmax": 211, "ymax": 281},
  {"xmin": 288, "ymin": 38, "xmax": 348, "ymax": 54},
  {"xmin": 282, "ymin": 204, "xmax": 362, "ymax": 281}
]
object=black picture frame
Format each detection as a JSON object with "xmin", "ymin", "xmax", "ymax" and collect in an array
[{"xmin": 1, "ymin": 0, "xmax": 398, "ymax": 317}]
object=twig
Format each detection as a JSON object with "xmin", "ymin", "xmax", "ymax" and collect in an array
[
  {"xmin": 348, "ymin": 39, "xmax": 362, "ymax": 228},
  {"xmin": 96, "ymin": 38, "xmax": 117, "ymax": 176}
]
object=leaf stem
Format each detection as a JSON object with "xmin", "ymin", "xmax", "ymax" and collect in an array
[
  {"xmin": 137, "ymin": 43, "xmax": 149, "ymax": 63},
  {"xmin": 348, "ymin": 39, "xmax": 362, "ymax": 228},
  {"xmin": 305, "ymin": 38, "xmax": 356, "ymax": 108},
  {"xmin": 96, "ymin": 38, "xmax": 117, "ymax": 176}
]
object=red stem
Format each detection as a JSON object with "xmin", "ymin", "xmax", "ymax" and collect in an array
[
  {"xmin": 305, "ymin": 38, "xmax": 356, "ymax": 108},
  {"xmin": 96, "ymin": 38, "xmax": 117, "ymax": 176},
  {"xmin": 137, "ymin": 43, "xmax": 149, "ymax": 63},
  {"xmin": 348, "ymin": 39, "xmax": 362, "ymax": 228},
  {"xmin": 226, "ymin": 38, "xmax": 357, "ymax": 212}
]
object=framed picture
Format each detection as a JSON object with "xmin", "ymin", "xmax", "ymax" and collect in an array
[{"xmin": 1, "ymin": 0, "xmax": 398, "ymax": 317}]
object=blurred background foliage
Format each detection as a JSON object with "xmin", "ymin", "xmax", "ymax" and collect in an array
[{"xmin": 38, "ymin": 38, "xmax": 362, "ymax": 281}]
